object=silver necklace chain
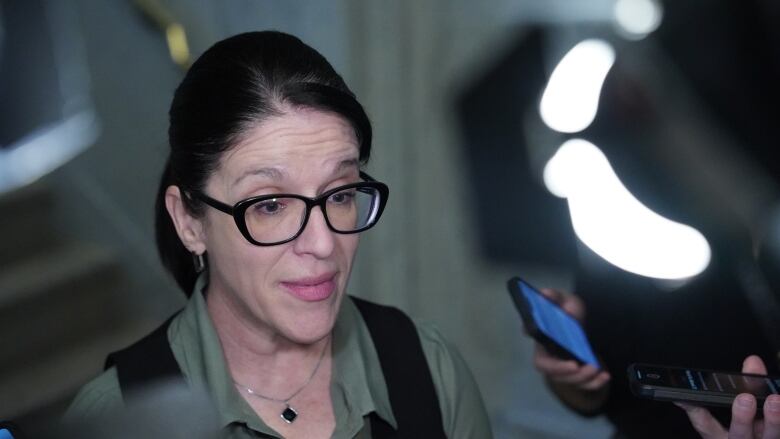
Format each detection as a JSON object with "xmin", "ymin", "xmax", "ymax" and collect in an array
[{"xmin": 235, "ymin": 340, "xmax": 329, "ymax": 424}]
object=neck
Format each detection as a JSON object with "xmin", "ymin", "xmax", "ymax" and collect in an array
[{"xmin": 205, "ymin": 285, "xmax": 332, "ymax": 394}]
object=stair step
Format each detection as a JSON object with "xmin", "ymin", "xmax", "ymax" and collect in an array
[{"xmin": 0, "ymin": 242, "xmax": 130, "ymax": 373}]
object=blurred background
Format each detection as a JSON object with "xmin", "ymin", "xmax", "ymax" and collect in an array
[{"xmin": 1, "ymin": 0, "xmax": 779, "ymax": 437}]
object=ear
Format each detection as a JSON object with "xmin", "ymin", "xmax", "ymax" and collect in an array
[{"xmin": 165, "ymin": 185, "xmax": 207, "ymax": 254}]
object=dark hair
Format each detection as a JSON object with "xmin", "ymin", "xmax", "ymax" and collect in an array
[{"xmin": 155, "ymin": 31, "xmax": 373, "ymax": 295}]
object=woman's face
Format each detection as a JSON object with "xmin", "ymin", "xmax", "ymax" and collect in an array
[{"xmin": 199, "ymin": 108, "xmax": 362, "ymax": 344}]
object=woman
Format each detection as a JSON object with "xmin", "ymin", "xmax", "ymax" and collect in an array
[{"xmin": 66, "ymin": 31, "xmax": 491, "ymax": 438}]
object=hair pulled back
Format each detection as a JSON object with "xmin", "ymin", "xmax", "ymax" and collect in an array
[{"xmin": 155, "ymin": 31, "xmax": 372, "ymax": 295}]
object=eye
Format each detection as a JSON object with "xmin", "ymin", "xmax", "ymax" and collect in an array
[
  {"xmin": 328, "ymin": 189, "xmax": 356, "ymax": 205},
  {"xmin": 252, "ymin": 198, "xmax": 286, "ymax": 215}
]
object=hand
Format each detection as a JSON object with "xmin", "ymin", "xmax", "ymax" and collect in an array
[
  {"xmin": 678, "ymin": 355, "xmax": 780, "ymax": 439},
  {"xmin": 531, "ymin": 289, "xmax": 610, "ymax": 393}
]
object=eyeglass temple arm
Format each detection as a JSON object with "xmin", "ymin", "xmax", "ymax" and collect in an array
[{"xmin": 189, "ymin": 191, "xmax": 234, "ymax": 214}]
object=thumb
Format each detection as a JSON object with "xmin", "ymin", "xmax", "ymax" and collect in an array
[{"xmin": 741, "ymin": 355, "xmax": 767, "ymax": 375}]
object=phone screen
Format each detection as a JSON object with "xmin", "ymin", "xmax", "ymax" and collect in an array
[
  {"xmin": 511, "ymin": 278, "xmax": 600, "ymax": 368},
  {"xmin": 632, "ymin": 365, "xmax": 780, "ymax": 398}
]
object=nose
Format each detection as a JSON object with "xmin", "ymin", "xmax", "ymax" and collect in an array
[{"xmin": 292, "ymin": 206, "xmax": 335, "ymax": 258}]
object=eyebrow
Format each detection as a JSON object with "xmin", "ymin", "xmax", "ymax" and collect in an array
[
  {"xmin": 232, "ymin": 158, "xmax": 360, "ymax": 188},
  {"xmin": 337, "ymin": 158, "xmax": 360, "ymax": 172},
  {"xmin": 232, "ymin": 167, "xmax": 285, "ymax": 187}
]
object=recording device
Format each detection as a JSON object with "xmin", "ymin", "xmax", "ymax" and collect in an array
[
  {"xmin": 506, "ymin": 276, "xmax": 600, "ymax": 368},
  {"xmin": 629, "ymin": 363, "xmax": 780, "ymax": 406}
]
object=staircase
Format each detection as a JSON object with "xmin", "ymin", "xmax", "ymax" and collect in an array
[{"xmin": 0, "ymin": 183, "xmax": 152, "ymax": 427}]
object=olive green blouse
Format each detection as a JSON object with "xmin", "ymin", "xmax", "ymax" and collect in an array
[{"xmin": 65, "ymin": 280, "xmax": 492, "ymax": 438}]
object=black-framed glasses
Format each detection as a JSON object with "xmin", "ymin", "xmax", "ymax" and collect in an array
[{"xmin": 189, "ymin": 171, "xmax": 389, "ymax": 246}]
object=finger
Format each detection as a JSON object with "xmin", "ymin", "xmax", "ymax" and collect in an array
[
  {"xmin": 562, "ymin": 294, "xmax": 585, "ymax": 319},
  {"xmin": 538, "ymin": 288, "xmax": 564, "ymax": 304},
  {"xmin": 579, "ymin": 371, "xmax": 611, "ymax": 391},
  {"xmin": 741, "ymin": 355, "xmax": 768, "ymax": 376},
  {"xmin": 677, "ymin": 403, "xmax": 727, "ymax": 439},
  {"xmin": 728, "ymin": 394, "xmax": 757, "ymax": 439},
  {"xmin": 675, "ymin": 401, "xmax": 694, "ymax": 410},
  {"xmin": 533, "ymin": 350, "xmax": 580, "ymax": 376},
  {"xmin": 762, "ymin": 395, "xmax": 780, "ymax": 439},
  {"xmin": 540, "ymin": 288, "xmax": 585, "ymax": 319},
  {"xmin": 550, "ymin": 365, "xmax": 602, "ymax": 386},
  {"xmin": 533, "ymin": 345, "xmax": 579, "ymax": 372}
]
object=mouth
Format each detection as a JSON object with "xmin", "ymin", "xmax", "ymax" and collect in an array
[{"xmin": 280, "ymin": 272, "xmax": 338, "ymax": 302}]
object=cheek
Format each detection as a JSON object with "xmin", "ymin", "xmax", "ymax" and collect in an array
[
  {"xmin": 203, "ymin": 215, "xmax": 239, "ymax": 256},
  {"xmin": 338, "ymin": 235, "xmax": 360, "ymax": 266},
  {"xmin": 205, "ymin": 216, "xmax": 278, "ymax": 279}
]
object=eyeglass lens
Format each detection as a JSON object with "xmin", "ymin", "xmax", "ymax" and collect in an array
[{"xmin": 243, "ymin": 186, "xmax": 380, "ymax": 244}]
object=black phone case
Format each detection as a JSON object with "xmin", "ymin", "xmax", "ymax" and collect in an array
[
  {"xmin": 506, "ymin": 277, "xmax": 586, "ymax": 365},
  {"xmin": 628, "ymin": 363, "xmax": 776, "ymax": 407}
]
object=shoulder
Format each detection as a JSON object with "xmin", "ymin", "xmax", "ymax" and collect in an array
[
  {"xmin": 412, "ymin": 319, "xmax": 493, "ymax": 438},
  {"xmin": 348, "ymin": 297, "xmax": 493, "ymax": 438},
  {"xmin": 63, "ymin": 367, "xmax": 123, "ymax": 421},
  {"xmin": 347, "ymin": 297, "xmax": 474, "ymax": 391},
  {"xmin": 412, "ymin": 319, "xmax": 477, "ymax": 395},
  {"xmin": 413, "ymin": 319, "xmax": 465, "ymax": 381}
]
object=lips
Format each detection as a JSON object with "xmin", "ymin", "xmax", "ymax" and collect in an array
[{"xmin": 280, "ymin": 273, "xmax": 337, "ymax": 302}]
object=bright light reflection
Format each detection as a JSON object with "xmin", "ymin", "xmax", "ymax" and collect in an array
[
  {"xmin": 544, "ymin": 139, "xmax": 711, "ymax": 280},
  {"xmin": 614, "ymin": 0, "xmax": 663, "ymax": 40},
  {"xmin": 539, "ymin": 39, "xmax": 616, "ymax": 134},
  {"xmin": 0, "ymin": 110, "xmax": 99, "ymax": 192}
]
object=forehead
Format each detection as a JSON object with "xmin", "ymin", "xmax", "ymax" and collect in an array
[{"xmin": 219, "ymin": 108, "xmax": 360, "ymax": 182}]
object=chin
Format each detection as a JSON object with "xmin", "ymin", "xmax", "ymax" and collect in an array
[
  {"xmin": 284, "ymin": 323, "xmax": 334, "ymax": 345},
  {"xmin": 282, "ymin": 306, "xmax": 339, "ymax": 345},
  {"xmin": 272, "ymin": 281, "xmax": 345, "ymax": 343}
]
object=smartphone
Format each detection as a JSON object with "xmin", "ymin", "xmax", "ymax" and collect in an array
[
  {"xmin": 0, "ymin": 422, "xmax": 21, "ymax": 439},
  {"xmin": 629, "ymin": 363, "xmax": 780, "ymax": 407},
  {"xmin": 506, "ymin": 276, "xmax": 600, "ymax": 368}
]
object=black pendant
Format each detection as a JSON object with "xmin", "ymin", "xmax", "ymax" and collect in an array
[{"xmin": 281, "ymin": 405, "xmax": 298, "ymax": 423}]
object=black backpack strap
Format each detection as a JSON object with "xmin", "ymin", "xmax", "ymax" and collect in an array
[
  {"xmin": 352, "ymin": 296, "xmax": 447, "ymax": 439},
  {"xmin": 368, "ymin": 412, "xmax": 397, "ymax": 438},
  {"xmin": 105, "ymin": 313, "xmax": 184, "ymax": 399}
]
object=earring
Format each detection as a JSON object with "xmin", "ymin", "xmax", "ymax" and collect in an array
[{"xmin": 192, "ymin": 252, "xmax": 206, "ymax": 273}]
